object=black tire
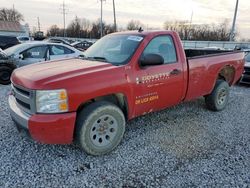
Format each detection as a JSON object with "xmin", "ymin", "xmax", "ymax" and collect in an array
[
  {"xmin": 75, "ymin": 101, "xmax": 125, "ymax": 156},
  {"xmin": 0, "ymin": 65, "xmax": 14, "ymax": 85},
  {"xmin": 205, "ymin": 80, "xmax": 230, "ymax": 111}
]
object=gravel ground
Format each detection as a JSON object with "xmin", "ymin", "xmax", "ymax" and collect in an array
[{"xmin": 0, "ymin": 84, "xmax": 249, "ymax": 187}]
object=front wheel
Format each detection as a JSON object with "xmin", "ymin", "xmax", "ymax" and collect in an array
[
  {"xmin": 75, "ymin": 101, "xmax": 125, "ymax": 156},
  {"xmin": 0, "ymin": 65, "xmax": 14, "ymax": 85},
  {"xmin": 205, "ymin": 80, "xmax": 230, "ymax": 111}
]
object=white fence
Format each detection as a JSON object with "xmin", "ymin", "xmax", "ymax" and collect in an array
[{"xmin": 182, "ymin": 40, "xmax": 250, "ymax": 49}]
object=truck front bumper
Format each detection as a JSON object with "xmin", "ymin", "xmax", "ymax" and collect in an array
[{"xmin": 8, "ymin": 95, "xmax": 76, "ymax": 144}]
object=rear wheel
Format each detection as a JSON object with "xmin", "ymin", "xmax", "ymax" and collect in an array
[
  {"xmin": 205, "ymin": 80, "xmax": 230, "ymax": 111},
  {"xmin": 0, "ymin": 65, "xmax": 14, "ymax": 85},
  {"xmin": 76, "ymin": 101, "xmax": 125, "ymax": 156}
]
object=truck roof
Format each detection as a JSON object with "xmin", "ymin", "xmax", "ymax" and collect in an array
[{"xmin": 110, "ymin": 30, "xmax": 176, "ymax": 37}]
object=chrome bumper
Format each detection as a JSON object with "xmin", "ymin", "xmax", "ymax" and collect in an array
[{"xmin": 8, "ymin": 95, "xmax": 31, "ymax": 129}]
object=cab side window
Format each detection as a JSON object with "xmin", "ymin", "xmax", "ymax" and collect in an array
[{"xmin": 142, "ymin": 35, "xmax": 177, "ymax": 64}]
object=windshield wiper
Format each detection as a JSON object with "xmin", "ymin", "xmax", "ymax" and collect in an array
[
  {"xmin": 87, "ymin": 56, "xmax": 108, "ymax": 62},
  {"xmin": 92, "ymin": 56, "xmax": 108, "ymax": 62}
]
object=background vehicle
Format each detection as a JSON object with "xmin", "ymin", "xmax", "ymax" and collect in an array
[
  {"xmin": 0, "ymin": 42, "xmax": 83, "ymax": 84},
  {"xmin": 72, "ymin": 41, "xmax": 94, "ymax": 51},
  {"xmin": 240, "ymin": 51, "xmax": 250, "ymax": 84},
  {"xmin": 0, "ymin": 35, "xmax": 20, "ymax": 50},
  {"xmin": 17, "ymin": 36, "xmax": 32, "ymax": 43},
  {"xmin": 9, "ymin": 31, "xmax": 244, "ymax": 156},
  {"xmin": 0, "ymin": 49, "xmax": 16, "ymax": 85},
  {"xmin": 44, "ymin": 38, "xmax": 72, "ymax": 46}
]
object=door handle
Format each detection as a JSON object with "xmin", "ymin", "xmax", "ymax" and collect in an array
[{"xmin": 170, "ymin": 69, "xmax": 181, "ymax": 75}]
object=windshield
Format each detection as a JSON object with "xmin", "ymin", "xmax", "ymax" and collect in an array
[
  {"xmin": 4, "ymin": 43, "xmax": 30, "ymax": 56},
  {"xmin": 84, "ymin": 34, "xmax": 144, "ymax": 65}
]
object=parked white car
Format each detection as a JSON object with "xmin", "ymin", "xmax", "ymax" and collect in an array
[
  {"xmin": 4, "ymin": 42, "xmax": 83, "ymax": 67},
  {"xmin": 0, "ymin": 42, "xmax": 83, "ymax": 85}
]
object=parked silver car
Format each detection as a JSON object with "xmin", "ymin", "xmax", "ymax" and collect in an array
[
  {"xmin": 0, "ymin": 42, "xmax": 83, "ymax": 84},
  {"xmin": 240, "ymin": 52, "xmax": 250, "ymax": 84}
]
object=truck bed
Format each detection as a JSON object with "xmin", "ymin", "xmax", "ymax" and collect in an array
[
  {"xmin": 185, "ymin": 49, "xmax": 234, "ymax": 58},
  {"xmin": 184, "ymin": 50, "xmax": 245, "ymax": 101}
]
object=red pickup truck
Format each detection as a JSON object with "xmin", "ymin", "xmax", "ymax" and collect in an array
[{"xmin": 9, "ymin": 31, "xmax": 244, "ymax": 155}]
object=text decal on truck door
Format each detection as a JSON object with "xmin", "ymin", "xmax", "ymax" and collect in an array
[
  {"xmin": 136, "ymin": 72, "xmax": 170, "ymax": 84},
  {"xmin": 135, "ymin": 92, "xmax": 159, "ymax": 105}
]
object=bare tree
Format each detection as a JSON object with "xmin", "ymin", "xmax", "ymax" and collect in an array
[
  {"xmin": 90, "ymin": 19, "xmax": 115, "ymax": 39},
  {"xmin": 47, "ymin": 25, "xmax": 63, "ymax": 37},
  {"xmin": 163, "ymin": 19, "xmax": 235, "ymax": 41},
  {"xmin": 80, "ymin": 18, "xmax": 92, "ymax": 32},
  {"xmin": 46, "ymin": 17, "xmax": 115, "ymax": 38},
  {"xmin": 0, "ymin": 8, "xmax": 24, "ymax": 22},
  {"xmin": 67, "ymin": 16, "xmax": 81, "ymax": 37},
  {"xmin": 127, "ymin": 20, "xmax": 144, "ymax": 30},
  {"xmin": 164, "ymin": 20, "xmax": 190, "ymax": 39}
]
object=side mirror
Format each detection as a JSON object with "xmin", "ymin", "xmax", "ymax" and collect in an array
[
  {"xmin": 20, "ymin": 52, "xmax": 29, "ymax": 60},
  {"xmin": 19, "ymin": 54, "xmax": 24, "ymax": 60},
  {"xmin": 139, "ymin": 53, "xmax": 164, "ymax": 66}
]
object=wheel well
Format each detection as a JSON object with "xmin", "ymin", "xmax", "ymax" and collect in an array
[
  {"xmin": 217, "ymin": 65, "xmax": 235, "ymax": 86},
  {"xmin": 0, "ymin": 63, "xmax": 17, "ymax": 70},
  {"xmin": 77, "ymin": 93, "xmax": 128, "ymax": 119}
]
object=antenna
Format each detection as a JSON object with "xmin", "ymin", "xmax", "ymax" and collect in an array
[{"xmin": 138, "ymin": 27, "xmax": 144, "ymax": 33}]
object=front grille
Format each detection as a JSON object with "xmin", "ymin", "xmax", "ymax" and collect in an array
[
  {"xmin": 244, "ymin": 67, "xmax": 250, "ymax": 75},
  {"xmin": 15, "ymin": 86, "xmax": 30, "ymax": 97},
  {"xmin": 16, "ymin": 98, "xmax": 31, "ymax": 110},
  {"xmin": 11, "ymin": 84, "xmax": 35, "ymax": 114}
]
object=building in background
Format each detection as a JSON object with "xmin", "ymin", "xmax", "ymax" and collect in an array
[{"xmin": 0, "ymin": 21, "xmax": 29, "ymax": 37}]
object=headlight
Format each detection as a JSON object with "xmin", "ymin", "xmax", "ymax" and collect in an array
[{"xmin": 36, "ymin": 89, "xmax": 68, "ymax": 113}]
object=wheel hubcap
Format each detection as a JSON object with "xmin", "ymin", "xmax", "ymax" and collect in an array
[
  {"xmin": 0, "ymin": 71, "xmax": 10, "ymax": 81},
  {"xmin": 217, "ymin": 88, "xmax": 227, "ymax": 105},
  {"xmin": 90, "ymin": 115, "xmax": 118, "ymax": 147}
]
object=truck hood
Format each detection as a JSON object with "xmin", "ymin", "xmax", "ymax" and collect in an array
[{"xmin": 11, "ymin": 58, "xmax": 115, "ymax": 89}]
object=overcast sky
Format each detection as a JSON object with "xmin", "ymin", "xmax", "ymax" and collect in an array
[{"xmin": 1, "ymin": 0, "xmax": 249, "ymax": 39}]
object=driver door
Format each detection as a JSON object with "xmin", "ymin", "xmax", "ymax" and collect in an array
[{"xmin": 133, "ymin": 35, "xmax": 185, "ymax": 116}]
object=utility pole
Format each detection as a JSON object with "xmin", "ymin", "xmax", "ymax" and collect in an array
[
  {"xmin": 100, "ymin": 0, "xmax": 105, "ymax": 38},
  {"xmin": 37, "ymin": 17, "xmax": 41, "ymax": 32},
  {"xmin": 12, "ymin": 4, "xmax": 16, "ymax": 21},
  {"xmin": 60, "ymin": 1, "xmax": 67, "ymax": 37},
  {"xmin": 190, "ymin": 10, "xmax": 193, "ymax": 27},
  {"xmin": 230, "ymin": 0, "xmax": 239, "ymax": 41},
  {"xmin": 112, "ymin": 0, "xmax": 117, "ymax": 32}
]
